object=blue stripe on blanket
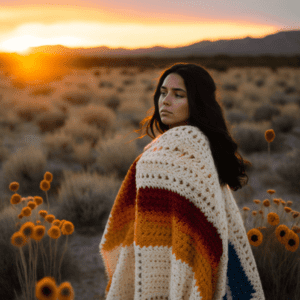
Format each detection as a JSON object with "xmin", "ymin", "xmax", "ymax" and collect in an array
[{"xmin": 222, "ymin": 240, "xmax": 256, "ymax": 299}]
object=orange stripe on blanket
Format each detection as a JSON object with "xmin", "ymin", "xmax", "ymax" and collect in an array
[{"xmin": 101, "ymin": 154, "xmax": 142, "ymax": 251}]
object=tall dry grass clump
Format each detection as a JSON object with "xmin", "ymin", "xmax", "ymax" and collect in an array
[
  {"xmin": 4, "ymin": 172, "xmax": 78, "ymax": 300},
  {"xmin": 76, "ymin": 104, "xmax": 117, "ymax": 137},
  {"xmin": 2, "ymin": 145, "xmax": 48, "ymax": 203},
  {"xmin": 41, "ymin": 130, "xmax": 75, "ymax": 162},
  {"xmin": 54, "ymin": 170, "xmax": 121, "ymax": 234},
  {"xmin": 93, "ymin": 130, "xmax": 138, "ymax": 179},
  {"xmin": 34, "ymin": 109, "xmax": 66, "ymax": 134},
  {"xmin": 56, "ymin": 116, "xmax": 101, "ymax": 144},
  {"xmin": 61, "ymin": 91, "xmax": 91, "ymax": 106},
  {"xmin": 11, "ymin": 99, "xmax": 51, "ymax": 123},
  {"xmin": 240, "ymin": 129, "xmax": 300, "ymax": 300},
  {"xmin": 275, "ymin": 148, "xmax": 300, "ymax": 193}
]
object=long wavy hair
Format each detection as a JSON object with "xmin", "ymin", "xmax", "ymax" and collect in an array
[{"xmin": 132, "ymin": 63, "xmax": 252, "ymax": 191}]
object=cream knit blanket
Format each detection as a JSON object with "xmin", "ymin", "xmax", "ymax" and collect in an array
[{"xmin": 99, "ymin": 125, "xmax": 265, "ymax": 300}]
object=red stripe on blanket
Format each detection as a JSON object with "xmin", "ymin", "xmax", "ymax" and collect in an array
[{"xmin": 135, "ymin": 187, "xmax": 222, "ymax": 300}]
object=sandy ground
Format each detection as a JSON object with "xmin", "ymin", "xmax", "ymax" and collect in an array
[{"xmin": 68, "ymin": 230, "xmax": 107, "ymax": 300}]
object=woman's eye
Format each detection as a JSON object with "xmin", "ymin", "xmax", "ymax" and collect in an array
[{"xmin": 160, "ymin": 92, "xmax": 183, "ymax": 98}]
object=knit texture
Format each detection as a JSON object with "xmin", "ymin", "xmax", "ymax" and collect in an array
[{"xmin": 99, "ymin": 125, "xmax": 265, "ymax": 300}]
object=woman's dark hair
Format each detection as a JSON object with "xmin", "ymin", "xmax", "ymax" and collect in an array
[{"xmin": 133, "ymin": 63, "xmax": 252, "ymax": 191}]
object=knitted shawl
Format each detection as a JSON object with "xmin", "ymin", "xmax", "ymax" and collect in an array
[{"xmin": 99, "ymin": 125, "xmax": 265, "ymax": 300}]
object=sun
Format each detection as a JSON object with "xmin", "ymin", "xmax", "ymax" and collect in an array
[
  {"xmin": 1, "ymin": 34, "xmax": 82, "ymax": 83},
  {"xmin": 1, "ymin": 34, "xmax": 82, "ymax": 54},
  {"xmin": 1, "ymin": 35, "xmax": 40, "ymax": 54}
]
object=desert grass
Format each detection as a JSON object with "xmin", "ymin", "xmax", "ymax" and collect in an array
[{"xmin": 6, "ymin": 172, "xmax": 77, "ymax": 300}]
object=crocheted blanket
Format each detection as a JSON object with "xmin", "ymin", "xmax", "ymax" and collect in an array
[{"xmin": 99, "ymin": 125, "xmax": 265, "ymax": 300}]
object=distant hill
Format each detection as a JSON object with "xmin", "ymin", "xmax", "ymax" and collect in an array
[{"xmin": 28, "ymin": 30, "xmax": 300, "ymax": 57}]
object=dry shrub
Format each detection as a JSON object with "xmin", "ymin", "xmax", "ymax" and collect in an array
[
  {"xmin": 0, "ymin": 110, "xmax": 21, "ymax": 131},
  {"xmin": 61, "ymin": 91, "xmax": 91, "ymax": 106},
  {"xmin": 238, "ymin": 82, "xmax": 266, "ymax": 102},
  {"xmin": 93, "ymin": 130, "xmax": 138, "ymax": 179},
  {"xmin": 77, "ymin": 83, "xmax": 90, "ymax": 90},
  {"xmin": 219, "ymin": 93, "xmax": 236, "ymax": 110},
  {"xmin": 241, "ymin": 100, "xmax": 264, "ymax": 118},
  {"xmin": 275, "ymin": 148, "xmax": 300, "ymax": 192},
  {"xmin": 55, "ymin": 170, "xmax": 121, "ymax": 233},
  {"xmin": 221, "ymin": 82, "xmax": 238, "ymax": 91},
  {"xmin": 50, "ymin": 97, "xmax": 70, "ymax": 116},
  {"xmin": 78, "ymin": 104, "xmax": 117, "ymax": 136},
  {"xmin": 270, "ymin": 91, "xmax": 292, "ymax": 106},
  {"xmin": 0, "ymin": 143, "xmax": 10, "ymax": 163},
  {"xmin": 271, "ymin": 114, "xmax": 297, "ymax": 134},
  {"xmin": 232, "ymin": 122, "xmax": 287, "ymax": 154},
  {"xmin": 35, "ymin": 109, "xmax": 66, "ymax": 133},
  {"xmin": 119, "ymin": 68, "xmax": 136, "ymax": 76},
  {"xmin": 71, "ymin": 140, "xmax": 96, "ymax": 170},
  {"xmin": 12, "ymin": 99, "xmax": 51, "ymax": 122},
  {"xmin": 63, "ymin": 119, "xmax": 102, "ymax": 146},
  {"xmin": 280, "ymin": 102, "xmax": 300, "ymax": 119},
  {"xmin": 122, "ymin": 79, "xmax": 136, "ymax": 86},
  {"xmin": 93, "ymin": 70, "xmax": 101, "ymax": 77},
  {"xmin": 29, "ymin": 86, "xmax": 55, "ymax": 96},
  {"xmin": 42, "ymin": 130, "xmax": 75, "ymax": 162},
  {"xmin": 1, "ymin": 145, "xmax": 47, "ymax": 201},
  {"xmin": 103, "ymin": 95, "xmax": 121, "ymax": 111},
  {"xmin": 98, "ymin": 81, "xmax": 114, "ymax": 88},
  {"xmin": 231, "ymin": 123, "xmax": 267, "ymax": 154},
  {"xmin": 117, "ymin": 99, "xmax": 148, "ymax": 127},
  {"xmin": 252, "ymin": 104, "xmax": 281, "ymax": 122},
  {"xmin": 225, "ymin": 109, "xmax": 249, "ymax": 124}
]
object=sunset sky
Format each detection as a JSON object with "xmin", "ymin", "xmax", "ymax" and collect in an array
[{"xmin": 0, "ymin": 0, "xmax": 299, "ymax": 54}]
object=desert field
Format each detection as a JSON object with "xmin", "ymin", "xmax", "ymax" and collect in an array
[{"xmin": 1, "ymin": 64, "xmax": 300, "ymax": 299}]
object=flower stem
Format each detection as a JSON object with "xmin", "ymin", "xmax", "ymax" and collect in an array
[
  {"xmin": 19, "ymin": 247, "xmax": 29, "ymax": 300},
  {"xmin": 58, "ymin": 235, "xmax": 68, "ymax": 284}
]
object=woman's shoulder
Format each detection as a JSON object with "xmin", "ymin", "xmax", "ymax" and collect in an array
[
  {"xmin": 143, "ymin": 125, "xmax": 209, "ymax": 152},
  {"xmin": 160, "ymin": 125, "xmax": 209, "ymax": 146},
  {"xmin": 143, "ymin": 135, "xmax": 162, "ymax": 152}
]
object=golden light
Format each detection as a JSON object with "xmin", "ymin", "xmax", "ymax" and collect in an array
[
  {"xmin": 1, "ymin": 35, "xmax": 37, "ymax": 54},
  {"xmin": 0, "ymin": 21, "xmax": 279, "ymax": 53}
]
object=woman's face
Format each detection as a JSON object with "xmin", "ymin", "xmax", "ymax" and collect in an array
[{"xmin": 158, "ymin": 73, "xmax": 189, "ymax": 129}]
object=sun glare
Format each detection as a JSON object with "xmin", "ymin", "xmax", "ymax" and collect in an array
[{"xmin": 1, "ymin": 34, "xmax": 82, "ymax": 54}]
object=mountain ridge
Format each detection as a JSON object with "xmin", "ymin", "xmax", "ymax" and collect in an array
[{"xmin": 27, "ymin": 30, "xmax": 300, "ymax": 57}]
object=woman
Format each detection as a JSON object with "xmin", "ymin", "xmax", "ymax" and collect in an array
[{"xmin": 99, "ymin": 63, "xmax": 265, "ymax": 300}]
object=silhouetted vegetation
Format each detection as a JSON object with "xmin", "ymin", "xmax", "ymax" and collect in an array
[
  {"xmin": 69, "ymin": 54, "xmax": 300, "ymax": 71},
  {"xmin": 0, "ymin": 53, "xmax": 299, "ymax": 83}
]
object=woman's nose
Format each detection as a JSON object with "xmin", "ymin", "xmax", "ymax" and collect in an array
[{"xmin": 162, "ymin": 94, "xmax": 171, "ymax": 104}]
